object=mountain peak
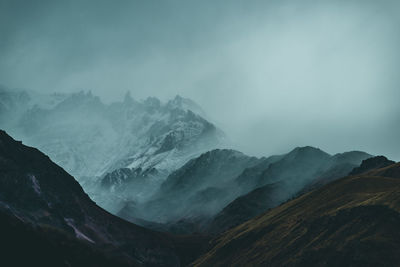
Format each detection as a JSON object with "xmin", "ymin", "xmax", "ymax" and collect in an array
[
  {"xmin": 166, "ymin": 95, "xmax": 206, "ymax": 117},
  {"xmin": 331, "ymin": 151, "xmax": 372, "ymax": 165},
  {"xmin": 350, "ymin": 155, "xmax": 395, "ymax": 175},
  {"xmin": 292, "ymin": 146, "xmax": 323, "ymax": 152},
  {"xmin": 174, "ymin": 94, "xmax": 184, "ymax": 101},
  {"xmin": 123, "ymin": 91, "xmax": 135, "ymax": 105},
  {"xmin": 286, "ymin": 146, "xmax": 331, "ymax": 160},
  {"xmin": 144, "ymin": 96, "xmax": 161, "ymax": 107},
  {"xmin": 56, "ymin": 90, "xmax": 102, "ymax": 108}
]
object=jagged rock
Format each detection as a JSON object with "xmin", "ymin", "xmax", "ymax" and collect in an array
[{"xmin": 350, "ymin": 156, "xmax": 395, "ymax": 175}]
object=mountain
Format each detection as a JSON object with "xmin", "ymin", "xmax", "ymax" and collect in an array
[
  {"xmin": 0, "ymin": 87, "xmax": 226, "ymax": 212},
  {"xmin": 122, "ymin": 149, "xmax": 262, "ymax": 225},
  {"xmin": 298, "ymin": 151, "xmax": 374, "ymax": 193},
  {"xmin": 206, "ymin": 148, "xmax": 372, "ymax": 233},
  {"xmin": 159, "ymin": 149, "xmax": 260, "ymax": 197},
  {"xmin": 236, "ymin": 148, "xmax": 372, "ymax": 200},
  {"xmin": 0, "ymin": 130, "xmax": 208, "ymax": 266},
  {"xmin": 349, "ymin": 155, "xmax": 395, "ymax": 175},
  {"xmin": 193, "ymin": 159, "xmax": 400, "ymax": 267},
  {"xmin": 119, "ymin": 147, "xmax": 371, "ymax": 234},
  {"xmin": 208, "ymin": 183, "xmax": 282, "ymax": 234},
  {"xmin": 231, "ymin": 154, "xmax": 285, "ymax": 190},
  {"xmin": 237, "ymin": 146, "xmax": 333, "ymax": 193}
]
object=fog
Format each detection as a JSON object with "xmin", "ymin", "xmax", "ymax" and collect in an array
[{"xmin": 1, "ymin": 0, "xmax": 400, "ymax": 160}]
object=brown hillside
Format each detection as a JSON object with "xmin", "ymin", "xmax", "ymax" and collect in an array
[{"xmin": 193, "ymin": 163, "xmax": 400, "ymax": 267}]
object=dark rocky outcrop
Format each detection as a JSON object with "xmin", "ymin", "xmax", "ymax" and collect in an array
[{"xmin": 350, "ymin": 155, "xmax": 396, "ymax": 175}]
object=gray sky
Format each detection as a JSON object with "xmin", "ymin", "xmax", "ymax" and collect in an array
[{"xmin": 1, "ymin": 0, "xmax": 400, "ymax": 160}]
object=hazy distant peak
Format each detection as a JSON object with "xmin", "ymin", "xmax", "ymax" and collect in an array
[
  {"xmin": 55, "ymin": 90, "xmax": 103, "ymax": 110},
  {"xmin": 144, "ymin": 96, "xmax": 161, "ymax": 107},
  {"xmin": 166, "ymin": 94, "xmax": 207, "ymax": 117},
  {"xmin": 172, "ymin": 149, "xmax": 253, "ymax": 177},
  {"xmin": 198, "ymin": 148, "xmax": 246, "ymax": 160},
  {"xmin": 288, "ymin": 146, "xmax": 330, "ymax": 157},
  {"xmin": 292, "ymin": 145, "xmax": 323, "ymax": 151},
  {"xmin": 173, "ymin": 94, "xmax": 184, "ymax": 101},
  {"xmin": 331, "ymin": 151, "xmax": 372, "ymax": 165},
  {"xmin": 123, "ymin": 91, "xmax": 136, "ymax": 105},
  {"xmin": 277, "ymin": 146, "xmax": 332, "ymax": 165},
  {"xmin": 66, "ymin": 90, "xmax": 99, "ymax": 100},
  {"xmin": 333, "ymin": 150, "xmax": 371, "ymax": 157}
]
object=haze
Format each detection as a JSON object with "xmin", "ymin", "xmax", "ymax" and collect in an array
[{"xmin": 1, "ymin": 0, "xmax": 399, "ymax": 160}]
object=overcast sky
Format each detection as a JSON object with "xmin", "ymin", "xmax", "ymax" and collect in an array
[{"xmin": 1, "ymin": 0, "xmax": 400, "ymax": 160}]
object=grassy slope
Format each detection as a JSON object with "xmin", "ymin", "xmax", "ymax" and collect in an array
[{"xmin": 193, "ymin": 163, "xmax": 400, "ymax": 267}]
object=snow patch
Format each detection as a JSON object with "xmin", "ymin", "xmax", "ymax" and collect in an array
[
  {"xmin": 28, "ymin": 174, "xmax": 41, "ymax": 195},
  {"xmin": 64, "ymin": 218, "xmax": 95, "ymax": 243}
]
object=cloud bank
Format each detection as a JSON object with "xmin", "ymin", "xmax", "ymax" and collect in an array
[{"xmin": 1, "ymin": 0, "xmax": 399, "ymax": 159}]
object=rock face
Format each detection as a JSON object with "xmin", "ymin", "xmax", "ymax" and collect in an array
[
  {"xmin": 0, "ymin": 130, "xmax": 207, "ymax": 266},
  {"xmin": 349, "ymin": 155, "xmax": 396, "ymax": 175},
  {"xmin": 0, "ymin": 87, "xmax": 226, "ymax": 212},
  {"xmin": 193, "ymin": 162, "xmax": 400, "ymax": 267}
]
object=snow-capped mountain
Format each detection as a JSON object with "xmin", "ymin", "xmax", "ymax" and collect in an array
[
  {"xmin": 0, "ymin": 87, "xmax": 227, "ymax": 211},
  {"xmin": 102, "ymin": 93, "xmax": 225, "ymax": 176}
]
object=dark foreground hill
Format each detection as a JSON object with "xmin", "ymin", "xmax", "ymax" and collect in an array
[
  {"xmin": 193, "ymin": 161, "xmax": 400, "ymax": 267},
  {"xmin": 0, "ymin": 130, "xmax": 207, "ymax": 267}
]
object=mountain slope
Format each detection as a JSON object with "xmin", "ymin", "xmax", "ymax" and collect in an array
[
  {"xmin": 119, "ymin": 147, "xmax": 371, "ymax": 234},
  {"xmin": 124, "ymin": 149, "xmax": 262, "ymax": 224},
  {"xmin": 0, "ymin": 130, "xmax": 207, "ymax": 266},
  {"xmin": 237, "ymin": 146, "xmax": 332, "ymax": 192},
  {"xmin": 0, "ymin": 88, "xmax": 226, "ymax": 213},
  {"xmin": 0, "ymin": 210, "xmax": 133, "ymax": 267},
  {"xmin": 193, "ymin": 161, "xmax": 400, "ymax": 266},
  {"xmin": 159, "ymin": 149, "xmax": 260, "ymax": 197},
  {"xmin": 206, "ymin": 149, "xmax": 372, "ymax": 233},
  {"xmin": 208, "ymin": 183, "xmax": 282, "ymax": 234},
  {"xmin": 298, "ymin": 151, "xmax": 374, "ymax": 193}
]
